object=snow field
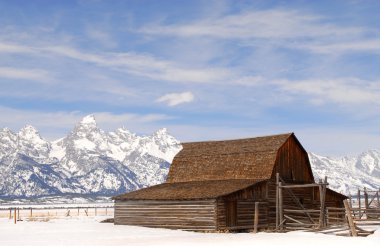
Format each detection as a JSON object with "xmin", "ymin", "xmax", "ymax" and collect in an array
[{"xmin": 0, "ymin": 217, "xmax": 379, "ymax": 246}]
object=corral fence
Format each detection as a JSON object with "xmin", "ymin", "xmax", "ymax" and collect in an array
[
  {"xmin": 0, "ymin": 203, "xmax": 114, "ymax": 223},
  {"xmin": 275, "ymin": 173, "xmax": 380, "ymax": 237}
]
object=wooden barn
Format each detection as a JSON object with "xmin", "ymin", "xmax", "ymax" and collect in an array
[{"xmin": 113, "ymin": 133, "xmax": 347, "ymax": 232}]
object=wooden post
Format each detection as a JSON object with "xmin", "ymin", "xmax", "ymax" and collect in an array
[
  {"xmin": 13, "ymin": 208, "xmax": 16, "ymax": 224},
  {"xmin": 364, "ymin": 187, "xmax": 369, "ymax": 210},
  {"xmin": 9, "ymin": 208, "xmax": 12, "ymax": 219},
  {"xmin": 17, "ymin": 208, "xmax": 20, "ymax": 221},
  {"xmin": 343, "ymin": 200, "xmax": 357, "ymax": 237},
  {"xmin": 276, "ymin": 173, "xmax": 279, "ymax": 230},
  {"xmin": 105, "ymin": 207, "xmax": 108, "ymax": 216},
  {"xmin": 78, "ymin": 208, "xmax": 80, "ymax": 216},
  {"xmin": 30, "ymin": 208, "xmax": 33, "ymax": 218},
  {"xmin": 358, "ymin": 189, "xmax": 361, "ymax": 219},
  {"xmin": 318, "ymin": 177, "xmax": 327, "ymax": 228},
  {"xmin": 279, "ymin": 181, "xmax": 283, "ymax": 230},
  {"xmin": 349, "ymin": 194, "xmax": 352, "ymax": 208},
  {"xmin": 253, "ymin": 202, "xmax": 259, "ymax": 234}
]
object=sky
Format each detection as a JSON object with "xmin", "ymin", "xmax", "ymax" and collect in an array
[{"xmin": 1, "ymin": 0, "xmax": 380, "ymax": 156}]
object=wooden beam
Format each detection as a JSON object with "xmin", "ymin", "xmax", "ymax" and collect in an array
[
  {"xmin": 279, "ymin": 181, "xmax": 284, "ymax": 230},
  {"xmin": 358, "ymin": 189, "xmax": 361, "ymax": 219},
  {"xmin": 343, "ymin": 200, "xmax": 358, "ymax": 237},
  {"xmin": 280, "ymin": 183, "xmax": 329, "ymax": 189},
  {"xmin": 253, "ymin": 202, "xmax": 259, "ymax": 234},
  {"xmin": 276, "ymin": 173, "xmax": 279, "ymax": 230}
]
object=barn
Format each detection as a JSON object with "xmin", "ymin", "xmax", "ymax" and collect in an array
[{"xmin": 113, "ymin": 133, "xmax": 347, "ymax": 231}]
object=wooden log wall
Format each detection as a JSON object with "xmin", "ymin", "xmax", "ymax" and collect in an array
[
  {"xmin": 114, "ymin": 199, "xmax": 217, "ymax": 231},
  {"xmin": 216, "ymin": 199, "xmax": 268, "ymax": 230}
]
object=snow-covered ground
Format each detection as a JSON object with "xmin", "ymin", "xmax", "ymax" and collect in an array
[{"xmin": 0, "ymin": 217, "xmax": 379, "ymax": 246}]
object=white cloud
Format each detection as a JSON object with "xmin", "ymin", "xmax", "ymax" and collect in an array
[
  {"xmin": 156, "ymin": 91, "xmax": 195, "ymax": 106},
  {"xmin": 0, "ymin": 66, "xmax": 52, "ymax": 83},
  {"xmin": 296, "ymin": 39, "xmax": 380, "ymax": 54},
  {"xmin": 273, "ymin": 78, "xmax": 380, "ymax": 105},
  {"xmin": 140, "ymin": 9, "xmax": 364, "ymax": 40},
  {"xmin": 0, "ymin": 106, "xmax": 172, "ymax": 140},
  {"xmin": 0, "ymin": 42, "xmax": 231, "ymax": 84}
]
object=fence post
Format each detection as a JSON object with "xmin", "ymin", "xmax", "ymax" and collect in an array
[
  {"xmin": 279, "ymin": 181, "xmax": 283, "ymax": 230},
  {"xmin": 358, "ymin": 189, "xmax": 361, "ymax": 219},
  {"xmin": 364, "ymin": 187, "xmax": 369, "ymax": 210},
  {"xmin": 17, "ymin": 208, "xmax": 20, "ymax": 221},
  {"xmin": 14, "ymin": 208, "xmax": 17, "ymax": 224},
  {"xmin": 9, "ymin": 208, "xmax": 12, "ymax": 219},
  {"xmin": 253, "ymin": 202, "xmax": 259, "ymax": 233},
  {"xmin": 276, "ymin": 173, "xmax": 279, "ymax": 230},
  {"xmin": 343, "ymin": 200, "xmax": 357, "ymax": 237},
  {"xmin": 30, "ymin": 208, "xmax": 33, "ymax": 218},
  {"xmin": 105, "ymin": 207, "xmax": 108, "ymax": 216}
]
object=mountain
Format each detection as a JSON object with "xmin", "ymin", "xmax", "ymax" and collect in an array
[
  {"xmin": 0, "ymin": 115, "xmax": 182, "ymax": 198},
  {"xmin": 309, "ymin": 150, "xmax": 380, "ymax": 195},
  {"xmin": 0, "ymin": 119, "xmax": 379, "ymax": 198}
]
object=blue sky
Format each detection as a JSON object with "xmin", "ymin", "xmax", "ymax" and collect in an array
[{"xmin": 1, "ymin": 0, "xmax": 380, "ymax": 156}]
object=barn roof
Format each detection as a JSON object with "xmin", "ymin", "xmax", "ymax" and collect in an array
[
  {"xmin": 166, "ymin": 133, "xmax": 293, "ymax": 183},
  {"xmin": 113, "ymin": 179, "xmax": 264, "ymax": 200}
]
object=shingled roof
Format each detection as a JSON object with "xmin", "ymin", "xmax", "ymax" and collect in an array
[
  {"xmin": 114, "ymin": 133, "xmax": 293, "ymax": 201},
  {"xmin": 114, "ymin": 179, "xmax": 264, "ymax": 200},
  {"xmin": 167, "ymin": 133, "xmax": 293, "ymax": 183}
]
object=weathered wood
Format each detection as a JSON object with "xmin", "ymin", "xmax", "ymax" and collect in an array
[
  {"xmin": 276, "ymin": 173, "xmax": 279, "ymax": 229},
  {"xmin": 14, "ymin": 208, "xmax": 16, "ymax": 224},
  {"xmin": 343, "ymin": 200, "xmax": 357, "ymax": 237},
  {"xmin": 358, "ymin": 189, "xmax": 361, "ymax": 218},
  {"xmin": 279, "ymin": 182, "xmax": 283, "ymax": 230},
  {"xmin": 253, "ymin": 202, "xmax": 259, "ymax": 233}
]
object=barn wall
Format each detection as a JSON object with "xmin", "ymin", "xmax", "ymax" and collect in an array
[
  {"xmin": 272, "ymin": 136, "xmax": 314, "ymax": 183},
  {"xmin": 114, "ymin": 199, "xmax": 217, "ymax": 231},
  {"xmin": 216, "ymin": 182, "xmax": 269, "ymax": 230}
]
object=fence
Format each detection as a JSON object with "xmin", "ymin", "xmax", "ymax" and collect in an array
[{"xmin": 0, "ymin": 203, "xmax": 114, "ymax": 223}]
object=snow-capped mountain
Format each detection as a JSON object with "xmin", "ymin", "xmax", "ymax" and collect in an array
[
  {"xmin": 1, "ymin": 118, "xmax": 379, "ymax": 198},
  {"xmin": 309, "ymin": 151, "xmax": 380, "ymax": 195},
  {"xmin": 0, "ymin": 115, "xmax": 182, "ymax": 198}
]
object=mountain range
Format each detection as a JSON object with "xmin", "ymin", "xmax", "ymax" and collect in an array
[
  {"xmin": 0, "ymin": 116, "xmax": 379, "ymax": 198},
  {"xmin": 0, "ymin": 115, "xmax": 181, "ymax": 198}
]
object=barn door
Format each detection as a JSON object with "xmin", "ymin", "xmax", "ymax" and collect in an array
[{"xmin": 225, "ymin": 200, "xmax": 237, "ymax": 228}]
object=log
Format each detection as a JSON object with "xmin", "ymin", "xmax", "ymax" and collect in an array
[
  {"xmin": 253, "ymin": 202, "xmax": 259, "ymax": 234},
  {"xmin": 343, "ymin": 200, "xmax": 357, "ymax": 237}
]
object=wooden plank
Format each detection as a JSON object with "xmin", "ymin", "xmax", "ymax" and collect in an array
[
  {"xmin": 279, "ymin": 181, "xmax": 283, "ymax": 230},
  {"xmin": 343, "ymin": 200, "xmax": 357, "ymax": 237},
  {"xmin": 253, "ymin": 202, "xmax": 259, "ymax": 233}
]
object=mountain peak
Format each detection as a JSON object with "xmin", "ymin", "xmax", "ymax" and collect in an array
[
  {"xmin": 19, "ymin": 124, "xmax": 39, "ymax": 136},
  {"xmin": 154, "ymin": 128, "xmax": 168, "ymax": 136},
  {"xmin": 80, "ymin": 115, "xmax": 97, "ymax": 125}
]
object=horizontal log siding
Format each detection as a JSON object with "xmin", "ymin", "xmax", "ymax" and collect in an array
[
  {"xmin": 114, "ymin": 199, "xmax": 217, "ymax": 231},
  {"xmin": 216, "ymin": 199, "xmax": 269, "ymax": 230},
  {"xmin": 217, "ymin": 183, "xmax": 269, "ymax": 231}
]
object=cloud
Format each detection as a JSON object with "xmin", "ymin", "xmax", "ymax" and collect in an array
[
  {"xmin": 156, "ymin": 91, "xmax": 195, "ymax": 106},
  {"xmin": 0, "ymin": 67, "xmax": 52, "ymax": 83},
  {"xmin": 0, "ymin": 106, "xmax": 172, "ymax": 140},
  {"xmin": 139, "ymin": 8, "xmax": 380, "ymax": 56},
  {"xmin": 0, "ymin": 41, "xmax": 231, "ymax": 84},
  {"xmin": 273, "ymin": 78, "xmax": 380, "ymax": 106},
  {"xmin": 139, "ymin": 9, "xmax": 364, "ymax": 40},
  {"xmin": 295, "ymin": 39, "xmax": 380, "ymax": 54}
]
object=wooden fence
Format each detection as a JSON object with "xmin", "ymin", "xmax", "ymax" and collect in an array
[{"xmin": 0, "ymin": 205, "xmax": 114, "ymax": 224}]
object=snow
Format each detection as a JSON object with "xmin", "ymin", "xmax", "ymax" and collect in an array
[
  {"xmin": 74, "ymin": 138, "xmax": 96, "ymax": 150},
  {"xmin": 0, "ymin": 217, "xmax": 379, "ymax": 246}
]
